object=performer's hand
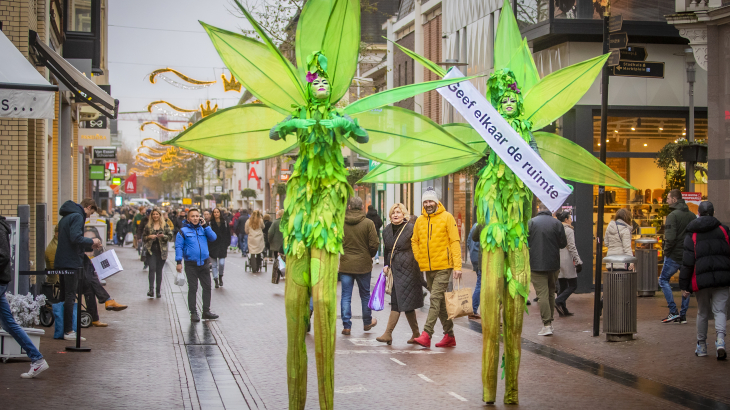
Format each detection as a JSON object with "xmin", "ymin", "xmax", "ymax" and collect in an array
[
  {"xmin": 453, "ymin": 270, "xmax": 462, "ymax": 280},
  {"xmin": 320, "ymin": 117, "xmax": 349, "ymax": 129},
  {"xmin": 176, "ymin": 263, "xmax": 182, "ymax": 273},
  {"xmin": 290, "ymin": 119, "xmax": 316, "ymax": 129}
]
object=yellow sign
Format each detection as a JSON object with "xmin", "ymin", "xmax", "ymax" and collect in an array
[
  {"xmin": 78, "ymin": 128, "xmax": 111, "ymax": 146},
  {"xmin": 182, "ymin": 198, "xmax": 192, "ymax": 205}
]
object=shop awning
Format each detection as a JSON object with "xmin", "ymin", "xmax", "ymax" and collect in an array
[
  {"xmin": 30, "ymin": 31, "xmax": 118, "ymax": 119},
  {"xmin": 0, "ymin": 31, "xmax": 57, "ymax": 119}
]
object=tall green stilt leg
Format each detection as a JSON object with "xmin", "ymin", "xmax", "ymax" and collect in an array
[
  {"xmin": 311, "ymin": 248, "xmax": 339, "ymax": 410},
  {"xmin": 503, "ymin": 245, "xmax": 530, "ymax": 405},
  {"xmin": 481, "ymin": 248, "xmax": 504, "ymax": 403},
  {"xmin": 285, "ymin": 249, "xmax": 311, "ymax": 410}
]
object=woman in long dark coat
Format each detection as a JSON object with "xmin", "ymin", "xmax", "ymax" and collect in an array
[
  {"xmin": 209, "ymin": 208, "xmax": 231, "ymax": 288},
  {"xmin": 376, "ymin": 203, "xmax": 424, "ymax": 345}
]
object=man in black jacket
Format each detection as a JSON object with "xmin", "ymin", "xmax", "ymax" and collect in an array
[
  {"xmin": 679, "ymin": 201, "xmax": 728, "ymax": 359},
  {"xmin": 55, "ymin": 198, "xmax": 101, "ymax": 340},
  {"xmin": 0, "ymin": 216, "xmax": 50, "ymax": 378},
  {"xmin": 660, "ymin": 189, "xmax": 697, "ymax": 324},
  {"xmin": 528, "ymin": 203, "xmax": 567, "ymax": 336},
  {"xmin": 234, "ymin": 209, "xmax": 249, "ymax": 256}
]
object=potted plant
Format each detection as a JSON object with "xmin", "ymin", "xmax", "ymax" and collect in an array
[
  {"xmin": 241, "ymin": 188, "xmax": 257, "ymax": 199},
  {"xmin": 0, "ymin": 293, "xmax": 46, "ymax": 360},
  {"xmin": 680, "ymin": 142, "xmax": 708, "ymax": 163},
  {"xmin": 204, "ymin": 194, "xmax": 215, "ymax": 200}
]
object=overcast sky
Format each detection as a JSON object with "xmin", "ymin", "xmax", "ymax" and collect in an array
[{"xmin": 108, "ymin": 0, "xmax": 254, "ymax": 149}]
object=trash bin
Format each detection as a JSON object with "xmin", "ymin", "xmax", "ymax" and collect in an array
[
  {"xmin": 603, "ymin": 255, "xmax": 638, "ymax": 342},
  {"xmin": 635, "ymin": 238, "xmax": 658, "ymax": 297}
]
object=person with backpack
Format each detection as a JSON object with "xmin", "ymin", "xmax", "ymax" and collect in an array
[{"xmin": 680, "ymin": 201, "xmax": 728, "ymax": 359}]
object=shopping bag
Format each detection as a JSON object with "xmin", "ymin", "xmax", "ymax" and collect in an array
[
  {"xmin": 445, "ymin": 279, "xmax": 473, "ymax": 320},
  {"xmin": 174, "ymin": 271, "xmax": 186, "ymax": 287},
  {"xmin": 91, "ymin": 249, "xmax": 124, "ymax": 280},
  {"xmin": 278, "ymin": 255, "xmax": 286, "ymax": 271},
  {"xmin": 124, "ymin": 232, "xmax": 134, "ymax": 245},
  {"xmin": 385, "ymin": 268, "xmax": 394, "ymax": 295},
  {"xmin": 53, "ymin": 302, "xmax": 77, "ymax": 339},
  {"xmin": 368, "ymin": 270, "xmax": 386, "ymax": 311},
  {"xmin": 230, "ymin": 235, "xmax": 238, "ymax": 248}
]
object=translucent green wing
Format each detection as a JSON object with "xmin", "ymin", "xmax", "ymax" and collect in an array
[
  {"xmin": 200, "ymin": 22, "xmax": 305, "ymax": 115},
  {"xmin": 442, "ymin": 123, "xmax": 488, "ymax": 154},
  {"xmin": 533, "ymin": 131, "xmax": 636, "ymax": 189},
  {"xmin": 165, "ymin": 104, "xmax": 296, "ymax": 162},
  {"xmin": 506, "ymin": 39, "xmax": 540, "ymax": 95},
  {"xmin": 347, "ymin": 106, "xmax": 483, "ymax": 166},
  {"xmin": 494, "ymin": 0, "xmax": 523, "ymax": 71},
  {"xmin": 524, "ymin": 53, "xmax": 609, "ymax": 130},
  {"xmin": 296, "ymin": 0, "xmax": 360, "ymax": 103},
  {"xmin": 387, "ymin": 38, "xmax": 446, "ymax": 77},
  {"xmin": 360, "ymin": 157, "xmax": 480, "ymax": 183},
  {"xmin": 343, "ymin": 75, "xmax": 484, "ymax": 115}
]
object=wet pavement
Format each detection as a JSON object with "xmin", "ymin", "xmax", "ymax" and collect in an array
[{"xmin": 1, "ymin": 245, "xmax": 728, "ymax": 409}]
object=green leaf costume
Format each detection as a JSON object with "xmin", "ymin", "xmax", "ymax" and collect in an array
[
  {"xmin": 165, "ymin": 1, "xmax": 483, "ymax": 408},
  {"xmin": 362, "ymin": 1, "xmax": 635, "ymax": 405}
]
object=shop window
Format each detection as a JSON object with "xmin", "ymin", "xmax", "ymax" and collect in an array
[{"xmin": 69, "ymin": 0, "xmax": 92, "ymax": 32}]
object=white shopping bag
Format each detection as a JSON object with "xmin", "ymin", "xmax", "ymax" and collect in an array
[
  {"xmin": 174, "ymin": 272, "xmax": 186, "ymax": 287},
  {"xmin": 91, "ymin": 249, "xmax": 124, "ymax": 280},
  {"xmin": 278, "ymin": 256, "xmax": 286, "ymax": 271}
]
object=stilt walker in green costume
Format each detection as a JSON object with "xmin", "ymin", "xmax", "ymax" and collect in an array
[
  {"xmin": 359, "ymin": 2, "xmax": 637, "ymax": 405},
  {"xmin": 164, "ymin": 1, "xmax": 485, "ymax": 408}
]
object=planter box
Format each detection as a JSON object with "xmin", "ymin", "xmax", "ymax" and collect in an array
[
  {"xmin": 680, "ymin": 144, "xmax": 708, "ymax": 163},
  {"xmin": 0, "ymin": 328, "xmax": 44, "ymax": 362}
]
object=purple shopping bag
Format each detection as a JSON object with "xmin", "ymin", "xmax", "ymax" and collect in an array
[{"xmin": 368, "ymin": 270, "xmax": 386, "ymax": 311}]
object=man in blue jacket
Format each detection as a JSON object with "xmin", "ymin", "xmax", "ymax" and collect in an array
[{"xmin": 176, "ymin": 208, "xmax": 218, "ymax": 322}]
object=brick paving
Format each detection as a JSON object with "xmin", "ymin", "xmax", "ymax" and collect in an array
[{"xmin": 1, "ymin": 247, "xmax": 728, "ymax": 409}]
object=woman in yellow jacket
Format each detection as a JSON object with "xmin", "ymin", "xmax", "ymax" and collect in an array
[{"xmin": 411, "ymin": 187, "xmax": 462, "ymax": 348}]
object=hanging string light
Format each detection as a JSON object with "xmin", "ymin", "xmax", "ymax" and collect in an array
[{"xmin": 148, "ymin": 68, "xmax": 216, "ymax": 90}]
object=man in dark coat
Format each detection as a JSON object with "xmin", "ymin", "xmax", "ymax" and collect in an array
[
  {"xmin": 366, "ymin": 205, "xmax": 383, "ymax": 264},
  {"xmin": 679, "ymin": 201, "xmax": 728, "ymax": 359},
  {"xmin": 660, "ymin": 189, "xmax": 697, "ymax": 324},
  {"xmin": 234, "ymin": 209, "xmax": 249, "ymax": 256},
  {"xmin": 55, "ymin": 198, "xmax": 101, "ymax": 339},
  {"xmin": 339, "ymin": 197, "xmax": 379, "ymax": 335},
  {"xmin": 528, "ymin": 202, "xmax": 567, "ymax": 336}
]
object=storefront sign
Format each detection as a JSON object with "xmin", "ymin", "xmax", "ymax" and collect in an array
[
  {"xmin": 81, "ymin": 117, "xmax": 107, "ymax": 129},
  {"xmin": 376, "ymin": 183, "xmax": 385, "ymax": 191},
  {"xmin": 79, "ymin": 128, "xmax": 110, "ymax": 146},
  {"xmin": 682, "ymin": 192, "xmax": 702, "ymax": 215},
  {"xmin": 114, "ymin": 163, "xmax": 127, "ymax": 175},
  {"xmin": 610, "ymin": 61, "xmax": 664, "ymax": 79},
  {"xmin": 0, "ymin": 90, "xmax": 55, "ymax": 119},
  {"xmin": 182, "ymin": 198, "xmax": 192, "ymax": 205},
  {"xmin": 438, "ymin": 68, "xmax": 571, "ymax": 212},
  {"xmin": 89, "ymin": 164, "xmax": 105, "ymax": 180},
  {"xmin": 215, "ymin": 186, "xmax": 223, "ymax": 192},
  {"xmin": 105, "ymin": 162, "xmax": 118, "ymax": 174},
  {"xmin": 620, "ymin": 46, "xmax": 647, "ymax": 61},
  {"xmin": 124, "ymin": 173, "xmax": 137, "ymax": 194},
  {"xmin": 93, "ymin": 147, "xmax": 117, "ymax": 159},
  {"xmin": 609, "ymin": 32, "xmax": 628, "ymax": 49}
]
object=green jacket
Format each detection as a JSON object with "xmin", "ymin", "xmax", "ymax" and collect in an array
[{"xmin": 664, "ymin": 199, "xmax": 697, "ymax": 262}]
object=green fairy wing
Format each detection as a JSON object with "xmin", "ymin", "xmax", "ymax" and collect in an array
[
  {"xmin": 533, "ymin": 131, "xmax": 636, "ymax": 189},
  {"xmin": 442, "ymin": 123, "xmax": 488, "ymax": 154},
  {"xmin": 387, "ymin": 38, "xmax": 446, "ymax": 77},
  {"xmin": 200, "ymin": 22, "xmax": 305, "ymax": 115},
  {"xmin": 296, "ymin": 0, "xmax": 360, "ymax": 103},
  {"xmin": 506, "ymin": 39, "xmax": 540, "ymax": 95},
  {"xmin": 494, "ymin": 0, "xmax": 523, "ymax": 71},
  {"xmin": 343, "ymin": 75, "xmax": 484, "ymax": 116},
  {"xmin": 165, "ymin": 104, "xmax": 296, "ymax": 162},
  {"xmin": 347, "ymin": 106, "xmax": 483, "ymax": 166},
  {"xmin": 360, "ymin": 157, "xmax": 480, "ymax": 184},
  {"xmin": 523, "ymin": 53, "xmax": 609, "ymax": 131}
]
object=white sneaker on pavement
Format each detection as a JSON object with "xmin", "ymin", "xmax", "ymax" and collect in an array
[
  {"xmin": 63, "ymin": 332, "xmax": 86, "ymax": 341},
  {"xmin": 21, "ymin": 359, "xmax": 49, "ymax": 378},
  {"xmin": 538, "ymin": 326, "xmax": 553, "ymax": 336}
]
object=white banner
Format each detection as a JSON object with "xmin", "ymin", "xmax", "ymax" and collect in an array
[
  {"xmin": 0, "ymin": 89, "xmax": 54, "ymax": 119},
  {"xmin": 438, "ymin": 68, "xmax": 570, "ymax": 212}
]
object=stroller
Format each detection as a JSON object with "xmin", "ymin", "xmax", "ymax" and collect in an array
[
  {"xmin": 39, "ymin": 280, "xmax": 93, "ymax": 328},
  {"xmin": 245, "ymin": 252, "xmax": 267, "ymax": 273}
]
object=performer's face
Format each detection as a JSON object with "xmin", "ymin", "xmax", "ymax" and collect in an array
[
  {"xmin": 311, "ymin": 77, "xmax": 330, "ymax": 100},
  {"xmin": 501, "ymin": 96, "xmax": 518, "ymax": 117}
]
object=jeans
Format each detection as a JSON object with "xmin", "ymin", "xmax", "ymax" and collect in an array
[
  {"xmin": 185, "ymin": 261, "xmax": 212, "ymax": 314},
  {"xmin": 556, "ymin": 278, "xmax": 578, "ymax": 305},
  {"xmin": 472, "ymin": 267, "xmax": 482, "ymax": 313},
  {"xmin": 339, "ymin": 272, "xmax": 372, "ymax": 329},
  {"xmin": 148, "ymin": 252, "xmax": 165, "ymax": 293},
  {"xmin": 0, "ymin": 284, "xmax": 43, "ymax": 362},
  {"xmin": 211, "ymin": 258, "xmax": 225, "ymax": 279},
  {"xmin": 659, "ymin": 257, "xmax": 689, "ymax": 316},
  {"xmin": 238, "ymin": 234, "xmax": 248, "ymax": 254},
  {"xmin": 696, "ymin": 287, "xmax": 728, "ymax": 342}
]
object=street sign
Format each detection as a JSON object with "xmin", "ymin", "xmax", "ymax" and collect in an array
[
  {"xmin": 93, "ymin": 147, "xmax": 117, "ymax": 159},
  {"xmin": 89, "ymin": 164, "xmax": 105, "ymax": 180},
  {"xmin": 608, "ymin": 50, "xmax": 621, "ymax": 67},
  {"xmin": 609, "ymin": 32, "xmax": 628, "ymax": 49},
  {"xmin": 105, "ymin": 161, "xmax": 118, "ymax": 174},
  {"xmin": 610, "ymin": 61, "xmax": 665, "ymax": 79},
  {"xmin": 608, "ymin": 14, "xmax": 623, "ymax": 32},
  {"xmin": 620, "ymin": 46, "xmax": 647, "ymax": 61}
]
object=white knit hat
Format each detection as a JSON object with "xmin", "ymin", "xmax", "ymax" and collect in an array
[{"xmin": 422, "ymin": 187, "xmax": 439, "ymax": 204}]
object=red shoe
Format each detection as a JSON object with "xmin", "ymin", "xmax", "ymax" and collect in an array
[
  {"xmin": 413, "ymin": 331, "xmax": 432, "ymax": 348},
  {"xmin": 435, "ymin": 334, "xmax": 456, "ymax": 348}
]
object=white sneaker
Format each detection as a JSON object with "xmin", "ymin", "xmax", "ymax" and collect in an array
[
  {"xmin": 63, "ymin": 332, "xmax": 86, "ymax": 341},
  {"xmin": 538, "ymin": 326, "xmax": 553, "ymax": 336},
  {"xmin": 100, "ymin": 279, "xmax": 107, "ymax": 285},
  {"xmin": 549, "ymin": 325, "xmax": 554, "ymax": 333},
  {"xmin": 21, "ymin": 359, "xmax": 49, "ymax": 379},
  {"xmin": 374, "ymin": 258, "xmax": 380, "ymax": 265}
]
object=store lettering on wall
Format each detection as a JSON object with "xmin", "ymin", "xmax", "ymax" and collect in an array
[{"xmin": 438, "ymin": 68, "xmax": 571, "ymax": 212}]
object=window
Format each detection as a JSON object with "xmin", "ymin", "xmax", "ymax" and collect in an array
[{"xmin": 69, "ymin": 0, "xmax": 92, "ymax": 32}]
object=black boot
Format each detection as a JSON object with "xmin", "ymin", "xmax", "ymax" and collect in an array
[
  {"xmin": 219, "ymin": 274, "xmax": 223, "ymax": 287},
  {"xmin": 147, "ymin": 290, "xmax": 154, "ymax": 297},
  {"xmin": 202, "ymin": 311, "xmax": 219, "ymax": 320},
  {"xmin": 561, "ymin": 302, "xmax": 574, "ymax": 316},
  {"xmin": 214, "ymin": 278, "xmax": 219, "ymax": 288},
  {"xmin": 555, "ymin": 303, "xmax": 566, "ymax": 317},
  {"xmin": 191, "ymin": 312, "xmax": 200, "ymax": 322}
]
